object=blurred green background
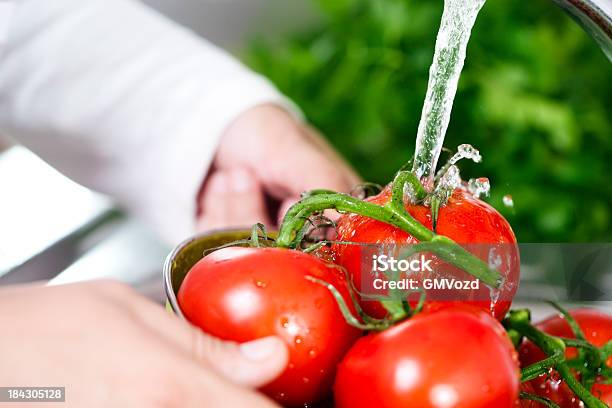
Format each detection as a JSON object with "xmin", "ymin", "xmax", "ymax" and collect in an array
[{"xmin": 245, "ymin": 0, "xmax": 611, "ymax": 243}]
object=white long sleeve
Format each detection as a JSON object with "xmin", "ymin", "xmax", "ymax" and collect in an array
[{"xmin": 0, "ymin": 0, "xmax": 296, "ymax": 244}]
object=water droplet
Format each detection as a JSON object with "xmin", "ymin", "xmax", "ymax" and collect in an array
[
  {"xmin": 253, "ymin": 279, "xmax": 267, "ymax": 289},
  {"xmin": 288, "ymin": 363, "xmax": 295, "ymax": 370},
  {"xmin": 431, "ymin": 165, "xmax": 461, "ymax": 205},
  {"xmin": 280, "ymin": 317, "xmax": 289, "ymax": 328},
  {"xmin": 295, "ymin": 336, "xmax": 304, "ymax": 345},
  {"xmin": 403, "ymin": 182, "xmax": 418, "ymax": 204},
  {"xmin": 467, "ymin": 177, "xmax": 490, "ymax": 199},
  {"xmin": 502, "ymin": 194, "xmax": 514, "ymax": 208},
  {"xmin": 450, "ymin": 144, "xmax": 482, "ymax": 165},
  {"xmin": 487, "ymin": 248, "xmax": 504, "ymax": 307},
  {"xmin": 442, "ymin": 165, "xmax": 462, "ymax": 188},
  {"xmin": 302, "ymin": 377, "xmax": 310, "ymax": 384},
  {"xmin": 488, "ymin": 247, "xmax": 502, "ymax": 270},
  {"xmin": 308, "ymin": 348, "xmax": 318, "ymax": 358}
]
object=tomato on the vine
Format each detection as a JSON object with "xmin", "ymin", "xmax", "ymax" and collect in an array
[
  {"xmin": 519, "ymin": 309, "xmax": 612, "ymax": 407},
  {"xmin": 334, "ymin": 307, "xmax": 520, "ymax": 408},
  {"xmin": 177, "ymin": 247, "xmax": 362, "ymax": 407},
  {"xmin": 332, "ymin": 185, "xmax": 519, "ymax": 320}
]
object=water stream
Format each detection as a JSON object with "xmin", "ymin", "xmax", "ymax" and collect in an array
[{"xmin": 412, "ymin": 0, "xmax": 487, "ymax": 189}]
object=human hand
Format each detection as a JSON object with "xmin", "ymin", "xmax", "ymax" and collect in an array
[
  {"xmin": 197, "ymin": 104, "xmax": 360, "ymax": 230},
  {"xmin": 0, "ymin": 281, "xmax": 288, "ymax": 407}
]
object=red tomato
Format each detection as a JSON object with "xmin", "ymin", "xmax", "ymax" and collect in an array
[
  {"xmin": 333, "ymin": 185, "xmax": 519, "ymax": 320},
  {"xmin": 177, "ymin": 247, "xmax": 361, "ymax": 407},
  {"xmin": 591, "ymin": 383, "xmax": 612, "ymax": 406},
  {"xmin": 519, "ymin": 309, "xmax": 612, "ymax": 407},
  {"xmin": 334, "ymin": 307, "xmax": 520, "ymax": 408}
]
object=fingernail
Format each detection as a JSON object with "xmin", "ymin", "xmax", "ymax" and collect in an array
[
  {"xmin": 228, "ymin": 168, "xmax": 255, "ymax": 193},
  {"xmin": 239, "ymin": 337, "xmax": 283, "ymax": 361}
]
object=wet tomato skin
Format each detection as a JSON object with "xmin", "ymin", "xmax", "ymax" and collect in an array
[
  {"xmin": 333, "ymin": 186, "xmax": 519, "ymax": 320},
  {"xmin": 591, "ymin": 383, "xmax": 612, "ymax": 407},
  {"xmin": 519, "ymin": 309, "xmax": 612, "ymax": 407},
  {"xmin": 178, "ymin": 247, "xmax": 362, "ymax": 407},
  {"xmin": 334, "ymin": 307, "xmax": 520, "ymax": 408}
]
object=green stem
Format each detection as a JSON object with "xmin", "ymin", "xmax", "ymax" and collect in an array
[
  {"xmin": 250, "ymin": 223, "xmax": 268, "ymax": 247},
  {"xmin": 305, "ymin": 276, "xmax": 391, "ymax": 331},
  {"xmin": 277, "ymin": 192, "xmax": 434, "ymax": 247},
  {"xmin": 547, "ymin": 301, "xmax": 603, "ymax": 389},
  {"xmin": 519, "ymin": 392, "xmax": 561, "ymax": 408},
  {"xmin": 547, "ymin": 302, "xmax": 587, "ymax": 341},
  {"xmin": 505, "ymin": 310, "xmax": 607, "ymax": 408},
  {"xmin": 391, "ymin": 171, "xmax": 428, "ymax": 206},
  {"xmin": 506, "ymin": 328, "xmax": 522, "ymax": 349},
  {"xmin": 556, "ymin": 364, "xmax": 606, "ymax": 408},
  {"xmin": 277, "ymin": 181, "xmax": 502, "ymax": 287},
  {"xmin": 559, "ymin": 338, "xmax": 603, "ymax": 369},
  {"xmin": 521, "ymin": 352, "xmax": 565, "ymax": 382}
]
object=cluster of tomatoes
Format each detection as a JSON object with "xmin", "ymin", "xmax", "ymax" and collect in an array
[{"xmin": 177, "ymin": 180, "xmax": 611, "ymax": 407}]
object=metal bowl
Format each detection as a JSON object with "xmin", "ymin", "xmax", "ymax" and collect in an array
[
  {"xmin": 163, "ymin": 229, "xmax": 276, "ymax": 317},
  {"xmin": 163, "ymin": 229, "xmax": 251, "ymax": 317}
]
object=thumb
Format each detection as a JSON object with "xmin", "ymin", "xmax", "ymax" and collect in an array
[{"xmin": 193, "ymin": 332, "xmax": 289, "ymax": 388}]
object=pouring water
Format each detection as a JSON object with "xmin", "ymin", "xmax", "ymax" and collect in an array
[{"xmin": 412, "ymin": 0, "xmax": 487, "ymax": 188}]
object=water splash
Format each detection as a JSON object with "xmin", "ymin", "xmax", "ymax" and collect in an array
[
  {"xmin": 412, "ymin": 0, "xmax": 487, "ymax": 187},
  {"xmin": 403, "ymin": 181, "xmax": 419, "ymax": 204},
  {"xmin": 467, "ymin": 177, "xmax": 490, "ymax": 199},
  {"xmin": 435, "ymin": 143, "xmax": 482, "ymax": 182},
  {"xmin": 432, "ymin": 164, "xmax": 462, "ymax": 203},
  {"xmin": 488, "ymin": 247, "xmax": 503, "ymax": 270},
  {"xmin": 487, "ymin": 247, "xmax": 504, "ymax": 309},
  {"xmin": 502, "ymin": 194, "xmax": 514, "ymax": 208},
  {"xmin": 449, "ymin": 144, "xmax": 482, "ymax": 165}
]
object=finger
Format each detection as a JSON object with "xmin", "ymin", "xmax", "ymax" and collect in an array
[
  {"xmin": 220, "ymin": 167, "xmax": 271, "ymax": 227},
  {"xmin": 303, "ymin": 125, "xmax": 361, "ymax": 187},
  {"xmin": 196, "ymin": 170, "xmax": 228, "ymax": 230},
  {"xmin": 197, "ymin": 168, "xmax": 271, "ymax": 231},
  {"xmin": 257, "ymin": 128, "xmax": 360, "ymax": 201},
  {"xmin": 115, "ymin": 289, "xmax": 289, "ymax": 388}
]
